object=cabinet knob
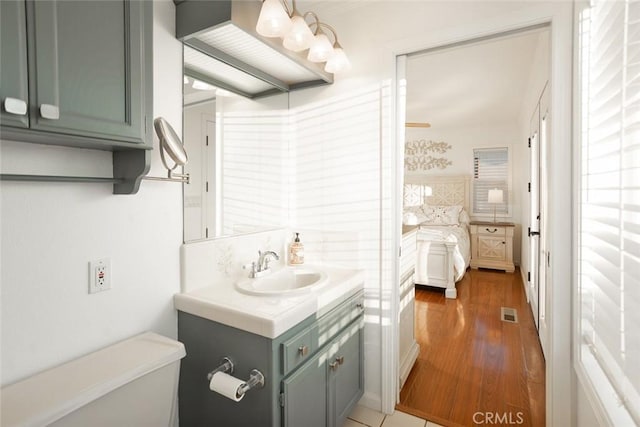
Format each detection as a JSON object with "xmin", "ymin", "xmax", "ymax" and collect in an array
[
  {"xmin": 40, "ymin": 104, "xmax": 60, "ymax": 120},
  {"xmin": 298, "ymin": 345, "xmax": 309, "ymax": 356},
  {"xmin": 329, "ymin": 361, "xmax": 339, "ymax": 371},
  {"xmin": 4, "ymin": 98, "xmax": 27, "ymax": 116},
  {"xmin": 335, "ymin": 356, "xmax": 345, "ymax": 365}
]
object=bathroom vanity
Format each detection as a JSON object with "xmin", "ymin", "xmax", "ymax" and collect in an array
[{"xmin": 174, "ymin": 266, "xmax": 365, "ymax": 427}]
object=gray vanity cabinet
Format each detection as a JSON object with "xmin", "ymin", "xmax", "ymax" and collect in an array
[
  {"xmin": 283, "ymin": 321, "xmax": 364, "ymax": 427},
  {"xmin": 0, "ymin": 0, "xmax": 152, "ymax": 194},
  {"xmin": 282, "ymin": 348, "xmax": 328, "ymax": 427},
  {"xmin": 177, "ymin": 289, "xmax": 365, "ymax": 427}
]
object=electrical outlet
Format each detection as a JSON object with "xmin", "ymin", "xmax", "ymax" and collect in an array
[{"xmin": 89, "ymin": 258, "xmax": 111, "ymax": 294}]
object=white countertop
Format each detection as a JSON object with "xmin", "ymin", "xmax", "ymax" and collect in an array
[{"xmin": 173, "ymin": 265, "xmax": 365, "ymax": 339}]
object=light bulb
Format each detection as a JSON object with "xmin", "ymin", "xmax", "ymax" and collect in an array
[
  {"xmin": 256, "ymin": 0, "xmax": 292, "ymax": 38},
  {"xmin": 307, "ymin": 31, "xmax": 334, "ymax": 63}
]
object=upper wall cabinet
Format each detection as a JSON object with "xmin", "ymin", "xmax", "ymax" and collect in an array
[{"xmin": 0, "ymin": 0, "xmax": 153, "ymax": 194}]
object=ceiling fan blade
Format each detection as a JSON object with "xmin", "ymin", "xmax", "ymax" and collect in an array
[{"xmin": 405, "ymin": 122, "xmax": 431, "ymax": 128}]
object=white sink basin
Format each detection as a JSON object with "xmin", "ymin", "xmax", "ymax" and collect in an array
[{"xmin": 235, "ymin": 266, "xmax": 328, "ymax": 296}]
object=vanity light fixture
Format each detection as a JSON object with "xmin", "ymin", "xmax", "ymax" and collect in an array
[{"xmin": 256, "ymin": 0, "xmax": 350, "ymax": 73}]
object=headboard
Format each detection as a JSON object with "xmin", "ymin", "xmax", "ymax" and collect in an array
[{"xmin": 403, "ymin": 175, "xmax": 471, "ymax": 213}]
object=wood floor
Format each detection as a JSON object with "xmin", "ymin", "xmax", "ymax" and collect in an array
[{"xmin": 397, "ymin": 268, "xmax": 545, "ymax": 427}]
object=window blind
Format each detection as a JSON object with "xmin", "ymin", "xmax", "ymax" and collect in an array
[
  {"xmin": 578, "ymin": 0, "xmax": 640, "ymax": 424},
  {"xmin": 473, "ymin": 147, "xmax": 509, "ymax": 215}
]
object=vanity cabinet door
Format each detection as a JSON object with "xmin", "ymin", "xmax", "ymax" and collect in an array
[
  {"xmin": 27, "ymin": 0, "xmax": 150, "ymax": 144},
  {"xmin": 328, "ymin": 320, "xmax": 364, "ymax": 427},
  {"xmin": 281, "ymin": 349, "xmax": 328, "ymax": 427},
  {"xmin": 0, "ymin": 0, "xmax": 29, "ymax": 129}
]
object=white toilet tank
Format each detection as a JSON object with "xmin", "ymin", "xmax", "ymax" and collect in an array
[{"xmin": 1, "ymin": 332, "xmax": 186, "ymax": 427}]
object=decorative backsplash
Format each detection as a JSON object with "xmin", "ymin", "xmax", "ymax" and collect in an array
[
  {"xmin": 180, "ymin": 228, "xmax": 360, "ymax": 293},
  {"xmin": 404, "ymin": 139, "xmax": 452, "ymax": 171}
]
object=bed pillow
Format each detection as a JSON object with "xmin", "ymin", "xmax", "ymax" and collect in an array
[
  {"xmin": 421, "ymin": 205, "xmax": 462, "ymax": 225},
  {"xmin": 403, "ymin": 206, "xmax": 428, "ymax": 224},
  {"xmin": 458, "ymin": 209, "xmax": 471, "ymax": 226}
]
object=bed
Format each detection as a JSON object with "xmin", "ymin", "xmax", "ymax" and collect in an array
[{"xmin": 403, "ymin": 175, "xmax": 472, "ymax": 299}]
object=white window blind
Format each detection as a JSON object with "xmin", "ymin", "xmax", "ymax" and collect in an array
[
  {"xmin": 578, "ymin": 0, "xmax": 640, "ymax": 424},
  {"xmin": 473, "ymin": 147, "xmax": 509, "ymax": 215}
]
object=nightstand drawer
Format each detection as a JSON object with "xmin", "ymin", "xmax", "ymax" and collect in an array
[{"xmin": 477, "ymin": 225, "xmax": 506, "ymax": 236}]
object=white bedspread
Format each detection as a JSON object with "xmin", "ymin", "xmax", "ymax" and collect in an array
[{"xmin": 417, "ymin": 224, "xmax": 471, "ymax": 282}]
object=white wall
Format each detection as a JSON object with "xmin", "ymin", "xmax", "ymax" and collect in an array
[
  {"xmin": 0, "ymin": 0, "xmax": 183, "ymax": 385},
  {"xmin": 405, "ymin": 122, "xmax": 525, "ymax": 264}
]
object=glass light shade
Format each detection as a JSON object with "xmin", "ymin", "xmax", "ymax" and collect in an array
[
  {"xmin": 283, "ymin": 14, "xmax": 314, "ymax": 52},
  {"xmin": 256, "ymin": 0, "xmax": 292, "ymax": 38},
  {"xmin": 307, "ymin": 32, "xmax": 334, "ymax": 62},
  {"xmin": 325, "ymin": 46, "xmax": 351, "ymax": 73}
]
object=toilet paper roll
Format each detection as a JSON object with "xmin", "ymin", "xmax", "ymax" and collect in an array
[{"xmin": 209, "ymin": 372, "xmax": 246, "ymax": 402}]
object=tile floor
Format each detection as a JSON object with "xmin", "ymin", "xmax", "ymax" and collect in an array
[{"xmin": 344, "ymin": 405, "xmax": 444, "ymax": 427}]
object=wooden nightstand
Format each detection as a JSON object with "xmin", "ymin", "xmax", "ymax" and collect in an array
[{"xmin": 469, "ymin": 221, "xmax": 515, "ymax": 272}]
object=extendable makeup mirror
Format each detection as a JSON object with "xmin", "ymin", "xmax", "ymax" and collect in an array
[{"xmin": 144, "ymin": 117, "xmax": 190, "ymax": 183}]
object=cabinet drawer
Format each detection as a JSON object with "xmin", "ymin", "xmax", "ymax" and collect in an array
[
  {"xmin": 477, "ymin": 225, "xmax": 506, "ymax": 236},
  {"xmin": 282, "ymin": 325, "xmax": 316, "ymax": 375},
  {"xmin": 317, "ymin": 292, "xmax": 365, "ymax": 349}
]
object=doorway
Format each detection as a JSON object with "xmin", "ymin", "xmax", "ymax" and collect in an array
[{"xmin": 395, "ymin": 25, "xmax": 550, "ymax": 425}]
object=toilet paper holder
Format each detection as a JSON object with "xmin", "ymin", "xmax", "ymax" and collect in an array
[{"xmin": 207, "ymin": 357, "xmax": 265, "ymax": 397}]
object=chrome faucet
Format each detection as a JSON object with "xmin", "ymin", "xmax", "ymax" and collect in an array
[
  {"xmin": 244, "ymin": 250, "xmax": 280, "ymax": 278},
  {"xmin": 258, "ymin": 250, "xmax": 279, "ymax": 272}
]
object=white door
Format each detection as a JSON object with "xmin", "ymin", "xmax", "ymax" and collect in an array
[
  {"xmin": 528, "ymin": 83, "xmax": 549, "ymax": 358},
  {"xmin": 537, "ymin": 85, "xmax": 550, "ymax": 357},
  {"xmin": 528, "ymin": 104, "xmax": 541, "ymax": 331}
]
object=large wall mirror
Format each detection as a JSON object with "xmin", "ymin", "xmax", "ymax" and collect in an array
[{"xmin": 182, "ymin": 67, "xmax": 290, "ymax": 242}]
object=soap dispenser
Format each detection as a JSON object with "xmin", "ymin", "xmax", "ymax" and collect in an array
[{"xmin": 289, "ymin": 232, "xmax": 304, "ymax": 265}]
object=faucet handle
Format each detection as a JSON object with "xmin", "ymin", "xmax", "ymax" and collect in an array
[{"xmin": 242, "ymin": 262, "xmax": 257, "ymax": 278}]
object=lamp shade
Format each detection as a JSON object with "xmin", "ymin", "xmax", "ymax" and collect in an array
[
  {"xmin": 307, "ymin": 31, "xmax": 334, "ymax": 62},
  {"xmin": 488, "ymin": 188, "xmax": 504, "ymax": 204},
  {"xmin": 283, "ymin": 13, "xmax": 314, "ymax": 52},
  {"xmin": 256, "ymin": 0, "xmax": 292, "ymax": 38}
]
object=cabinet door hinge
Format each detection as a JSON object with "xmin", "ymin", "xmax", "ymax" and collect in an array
[
  {"xmin": 206, "ymin": 135, "xmax": 209, "ymax": 146},
  {"xmin": 528, "ymin": 182, "xmax": 531, "ymax": 192},
  {"xmin": 279, "ymin": 392, "xmax": 285, "ymax": 407},
  {"xmin": 206, "ymin": 181, "xmax": 209, "ymax": 192},
  {"xmin": 399, "ymin": 247, "xmax": 402, "ymax": 257},
  {"xmin": 205, "ymin": 227, "xmax": 209, "ymax": 238},
  {"xmin": 527, "ymin": 271, "xmax": 531, "ymax": 282},
  {"xmin": 528, "ymin": 137, "xmax": 531, "ymax": 148}
]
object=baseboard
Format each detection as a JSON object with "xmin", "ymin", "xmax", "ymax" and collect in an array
[
  {"xmin": 399, "ymin": 342, "xmax": 420, "ymax": 388},
  {"xmin": 358, "ymin": 391, "xmax": 383, "ymax": 413}
]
